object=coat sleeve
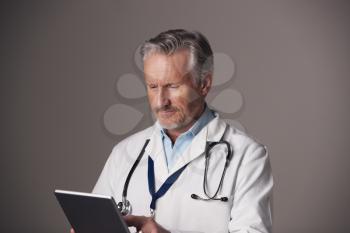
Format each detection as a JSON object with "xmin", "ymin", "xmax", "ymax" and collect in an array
[{"xmin": 228, "ymin": 143, "xmax": 273, "ymax": 233}]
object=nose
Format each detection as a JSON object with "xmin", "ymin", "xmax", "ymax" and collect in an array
[{"xmin": 156, "ymin": 87, "xmax": 170, "ymax": 108}]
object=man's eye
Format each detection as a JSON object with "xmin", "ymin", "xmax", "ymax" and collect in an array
[
  {"xmin": 169, "ymin": 84, "xmax": 179, "ymax": 88},
  {"xmin": 148, "ymin": 85, "xmax": 157, "ymax": 89}
]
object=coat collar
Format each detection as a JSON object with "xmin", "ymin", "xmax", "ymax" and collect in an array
[{"xmin": 145, "ymin": 112, "xmax": 227, "ymax": 180}]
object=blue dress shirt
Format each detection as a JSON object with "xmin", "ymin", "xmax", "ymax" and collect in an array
[{"xmin": 159, "ymin": 105, "xmax": 215, "ymax": 170}]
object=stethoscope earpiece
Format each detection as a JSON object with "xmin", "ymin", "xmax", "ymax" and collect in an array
[
  {"xmin": 191, "ymin": 193, "xmax": 200, "ymax": 200},
  {"xmin": 191, "ymin": 193, "xmax": 228, "ymax": 202},
  {"xmin": 192, "ymin": 129, "xmax": 232, "ymax": 203}
]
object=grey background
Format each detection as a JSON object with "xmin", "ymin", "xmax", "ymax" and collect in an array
[{"xmin": 1, "ymin": 0, "xmax": 350, "ymax": 233}]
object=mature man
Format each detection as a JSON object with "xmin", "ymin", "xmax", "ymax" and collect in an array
[{"xmin": 91, "ymin": 29, "xmax": 273, "ymax": 233}]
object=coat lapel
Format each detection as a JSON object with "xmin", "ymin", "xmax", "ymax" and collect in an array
[
  {"xmin": 145, "ymin": 125, "xmax": 169, "ymax": 186},
  {"xmin": 145, "ymin": 114, "xmax": 228, "ymax": 183},
  {"xmin": 169, "ymin": 114, "xmax": 227, "ymax": 175},
  {"xmin": 169, "ymin": 125, "xmax": 206, "ymax": 174}
]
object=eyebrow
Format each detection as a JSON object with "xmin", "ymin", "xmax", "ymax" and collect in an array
[{"xmin": 146, "ymin": 80, "xmax": 184, "ymax": 85}]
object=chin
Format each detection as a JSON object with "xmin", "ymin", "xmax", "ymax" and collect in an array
[
  {"xmin": 158, "ymin": 121, "xmax": 181, "ymax": 130},
  {"xmin": 158, "ymin": 117, "xmax": 193, "ymax": 131}
]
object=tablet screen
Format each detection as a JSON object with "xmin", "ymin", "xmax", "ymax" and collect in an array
[{"xmin": 55, "ymin": 190, "xmax": 130, "ymax": 233}]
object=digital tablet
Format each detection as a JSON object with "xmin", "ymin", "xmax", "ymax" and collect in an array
[{"xmin": 54, "ymin": 190, "xmax": 130, "ymax": 233}]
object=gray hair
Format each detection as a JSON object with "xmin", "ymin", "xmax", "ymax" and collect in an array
[{"xmin": 140, "ymin": 29, "xmax": 214, "ymax": 85}]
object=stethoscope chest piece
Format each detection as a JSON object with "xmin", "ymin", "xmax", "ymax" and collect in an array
[{"xmin": 117, "ymin": 197, "xmax": 131, "ymax": 216}]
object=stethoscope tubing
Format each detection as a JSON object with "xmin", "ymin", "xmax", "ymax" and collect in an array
[
  {"xmin": 119, "ymin": 124, "xmax": 233, "ymax": 214},
  {"xmin": 122, "ymin": 139, "xmax": 150, "ymax": 198}
]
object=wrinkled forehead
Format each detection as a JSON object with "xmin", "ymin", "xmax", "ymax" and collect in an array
[{"xmin": 143, "ymin": 49, "xmax": 194, "ymax": 81}]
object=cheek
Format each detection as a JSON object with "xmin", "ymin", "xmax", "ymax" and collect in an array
[
  {"xmin": 189, "ymin": 90, "xmax": 201, "ymax": 103},
  {"xmin": 147, "ymin": 92, "xmax": 156, "ymax": 107},
  {"xmin": 171, "ymin": 95, "xmax": 195, "ymax": 114},
  {"xmin": 170, "ymin": 88, "xmax": 201, "ymax": 106}
]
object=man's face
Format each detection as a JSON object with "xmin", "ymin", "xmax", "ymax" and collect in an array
[{"xmin": 144, "ymin": 49, "xmax": 210, "ymax": 132}]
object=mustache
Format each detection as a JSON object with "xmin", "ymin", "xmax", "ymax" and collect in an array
[{"xmin": 155, "ymin": 106, "xmax": 178, "ymax": 113}]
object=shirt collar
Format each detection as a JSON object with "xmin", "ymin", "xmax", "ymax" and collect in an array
[{"xmin": 157, "ymin": 103, "xmax": 215, "ymax": 139}]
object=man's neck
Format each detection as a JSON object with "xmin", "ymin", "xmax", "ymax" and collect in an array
[{"xmin": 165, "ymin": 104, "xmax": 206, "ymax": 143}]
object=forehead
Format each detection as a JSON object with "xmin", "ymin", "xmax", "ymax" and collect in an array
[{"xmin": 143, "ymin": 50, "xmax": 192, "ymax": 82}]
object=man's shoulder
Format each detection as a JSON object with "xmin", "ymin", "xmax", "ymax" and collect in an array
[
  {"xmin": 218, "ymin": 118, "xmax": 267, "ymax": 152},
  {"xmin": 111, "ymin": 124, "xmax": 155, "ymax": 153}
]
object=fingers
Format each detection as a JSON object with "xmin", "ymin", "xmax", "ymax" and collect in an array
[
  {"xmin": 70, "ymin": 228, "xmax": 75, "ymax": 233},
  {"xmin": 123, "ymin": 215, "xmax": 170, "ymax": 233},
  {"xmin": 123, "ymin": 215, "xmax": 147, "ymax": 229}
]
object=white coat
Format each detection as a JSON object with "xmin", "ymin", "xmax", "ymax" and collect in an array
[{"xmin": 93, "ymin": 113, "xmax": 273, "ymax": 233}]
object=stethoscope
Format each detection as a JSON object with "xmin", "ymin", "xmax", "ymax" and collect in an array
[{"xmin": 117, "ymin": 125, "xmax": 233, "ymax": 216}]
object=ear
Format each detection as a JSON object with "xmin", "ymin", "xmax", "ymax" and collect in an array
[{"xmin": 200, "ymin": 73, "xmax": 212, "ymax": 96}]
